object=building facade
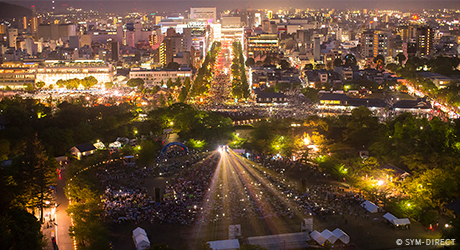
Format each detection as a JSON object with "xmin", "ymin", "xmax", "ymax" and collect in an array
[{"xmin": 129, "ymin": 68, "xmax": 192, "ymax": 87}]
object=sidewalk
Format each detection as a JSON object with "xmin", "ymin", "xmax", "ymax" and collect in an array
[
  {"xmin": 42, "ymin": 220, "xmax": 58, "ymax": 250},
  {"xmin": 43, "ymin": 167, "xmax": 74, "ymax": 250}
]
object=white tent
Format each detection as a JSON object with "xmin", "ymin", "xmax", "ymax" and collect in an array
[
  {"xmin": 392, "ymin": 218, "xmax": 411, "ymax": 226},
  {"xmin": 132, "ymin": 227, "xmax": 150, "ymax": 250},
  {"xmin": 207, "ymin": 239, "xmax": 240, "ymax": 250},
  {"xmin": 133, "ymin": 234, "xmax": 150, "ymax": 250},
  {"xmin": 361, "ymin": 200, "xmax": 379, "ymax": 213},
  {"xmin": 321, "ymin": 229, "xmax": 338, "ymax": 244},
  {"xmin": 133, "ymin": 227, "xmax": 147, "ymax": 238},
  {"xmin": 310, "ymin": 230, "xmax": 326, "ymax": 245},
  {"xmin": 332, "ymin": 228, "xmax": 350, "ymax": 244},
  {"xmin": 383, "ymin": 212, "xmax": 397, "ymax": 222}
]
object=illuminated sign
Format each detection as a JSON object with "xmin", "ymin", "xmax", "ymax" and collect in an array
[{"xmin": 320, "ymin": 100, "xmax": 341, "ymax": 105}]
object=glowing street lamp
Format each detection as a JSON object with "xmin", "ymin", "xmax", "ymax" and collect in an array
[
  {"xmin": 302, "ymin": 133, "xmax": 311, "ymax": 145},
  {"xmin": 377, "ymin": 180, "xmax": 384, "ymax": 186}
]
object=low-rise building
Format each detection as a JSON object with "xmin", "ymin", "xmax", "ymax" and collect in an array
[
  {"xmin": 417, "ymin": 72, "xmax": 453, "ymax": 88},
  {"xmin": 0, "ymin": 60, "xmax": 114, "ymax": 89},
  {"xmin": 129, "ymin": 68, "xmax": 193, "ymax": 88},
  {"xmin": 70, "ymin": 143, "xmax": 97, "ymax": 160},
  {"xmin": 256, "ymin": 92, "xmax": 288, "ymax": 104}
]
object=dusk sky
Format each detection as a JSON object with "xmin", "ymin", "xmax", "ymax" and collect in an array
[{"xmin": 6, "ymin": 0, "xmax": 460, "ymax": 13}]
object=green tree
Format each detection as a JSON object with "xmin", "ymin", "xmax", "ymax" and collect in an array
[
  {"xmin": 0, "ymin": 207, "xmax": 46, "ymax": 250},
  {"xmin": 245, "ymin": 57, "xmax": 255, "ymax": 67},
  {"xmin": 166, "ymin": 78, "xmax": 173, "ymax": 88},
  {"xmin": 82, "ymin": 76, "xmax": 98, "ymax": 89},
  {"xmin": 23, "ymin": 83, "xmax": 34, "ymax": 91},
  {"xmin": 343, "ymin": 54, "xmax": 357, "ymax": 67},
  {"xmin": 35, "ymin": 81, "xmax": 45, "ymax": 89},
  {"xmin": 166, "ymin": 61, "xmax": 180, "ymax": 70},
  {"xmin": 174, "ymin": 77, "xmax": 182, "ymax": 89},
  {"xmin": 56, "ymin": 79, "xmax": 65, "ymax": 88},
  {"xmin": 303, "ymin": 63, "xmax": 314, "ymax": 70},
  {"xmin": 279, "ymin": 59, "xmax": 291, "ymax": 70},
  {"xmin": 127, "ymin": 78, "xmax": 145, "ymax": 89},
  {"xmin": 333, "ymin": 58, "xmax": 343, "ymax": 67},
  {"xmin": 104, "ymin": 81, "xmax": 114, "ymax": 89},
  {"xmin": 0, "ymin": 138, "xmax": 10, "ymax": 161},
  {"xmin": 373, "ymin": 55, "xmax": 385, "ymax": 70},
  {"xmin": 395, "ymin": 53, "xmax": 406, "ymax": 66},
  {"xmin": 159, "ymin": 93, "xmax": 166, "ymax": 107},
  {"xmin": 17, "ymin": 135, "xmax": 57, "ymax": 223}
]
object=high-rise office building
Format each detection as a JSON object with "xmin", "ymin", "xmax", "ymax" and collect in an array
[
  {"xmin": 361, "ymin": 30, "xmax": 374, "ymax": 58},
  {"xmin": 110, "ymin": 41, "xmax": 119, "ymax": 62},
  {"xmin": 415, "ymin": 26, "xmax": 433, "ymax": 57},
  {"xmin": 373, "ymin": 30, "xmax": 389, "ymax": 58}
]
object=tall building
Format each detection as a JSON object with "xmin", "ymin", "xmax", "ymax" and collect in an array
[
  {"xmin": 109, "ymin": 41, "xmax": 119, "ymax": 62},
  {"xmin": 360, "ymin": 30, "xmax": 389, "ymax": 58},
  {"xmin": 31, "ymin": 17, "xmax": 38, "ymax": 33},
  {"xmin": 254, "ymin": 13, "xmax": 262, "ymax": 27},
  {"xmin": 69, "ymin": 36, "xmax": 80, "ymax": 49},
  {"xmin": 22, "ymin": 16, "xmax": 28, "ymax": 30},
  {"xmin": 38, "ymin": 24, "xmax": 76, "ymax": 40},
  {"xmin": 361, "ymin": 30, "xmax": 374, "ymax": 58},
  {"xmin": 7, "ymin": 29, "xmax": 18, "ymax": 48},
  {"xmin": 415, "ymin": 26, "xmax": 433, "ymax": 57},
  {"xmin": 313, "ymin": 36, "xmax": 322, "ymax": 61},
  {"xmin": 373, "ymin": 30, "xmax": 389, "ymax": 58}
]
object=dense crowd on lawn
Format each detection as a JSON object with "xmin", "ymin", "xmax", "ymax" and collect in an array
[
  {"xmin": 98, "ymin": 147, "xmax": 378, "ymax": 227},
  {"xmin": 98, "ymin": 150, "xmax": 219, "ymax": 226}
]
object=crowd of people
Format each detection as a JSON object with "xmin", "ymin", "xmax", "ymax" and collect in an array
[
  {"xmin": 97, "ymin": 145, "xmax": 376, "ymax": 229},
  {"xmin": 97, "ymin": 149, "xmax": 219, "ymax": 226}
]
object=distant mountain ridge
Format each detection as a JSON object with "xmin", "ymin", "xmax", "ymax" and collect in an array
[{"xmin": 0, "ymin": 1, "xmax": 33, "ymax": 20}]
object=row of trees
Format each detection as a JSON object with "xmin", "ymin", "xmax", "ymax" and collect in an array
[
  {"xmin": 65, "ymin": 153, "xmax": 110, "ymax": 250},
  {"xmin": 231, "ymin": 41, "xmax": 250, "ymax": 99},
  {"xmin": 190, "ymin": 42, "xmax": 221, "ymax": 98},
  {"xmin": 56, "ymin": 76, "xmax": 99, "ymax": 90}
]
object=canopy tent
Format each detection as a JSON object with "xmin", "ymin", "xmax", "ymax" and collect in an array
[
  {"xmin": 392, "ymin": 218, "xmax": 411, "ymax": 226},
  {"xmin": 207, "ymin": 239, "xmax": 240, "ymax": 250},
  {"xmin": 383, "ymin": 213, "xmax": 397, "ymax": 222},
  {"xmin": 361, "ymin": 200, "xmax": 379, "ymax": 213},
  {"xmin": 321, "ymin": 229, "xmax": 338, "ymax": 244},
  {"xmin": 133, "ymin": 227, "xmax": 147, "ymax": 238},
  {"xmin": 132, "ymin": 227, "xmax": 150, "ymax": 250},
  {"xmin": 310, "ymin": 230, "xmax": 327, "ymax": 245},
  {"xmin": 133, "ymin": 234, "xmax": 150, "ymax": 250},
  {"xmin": 332, "ymin": 228, "xmax": 350, "ymax": 244}
]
